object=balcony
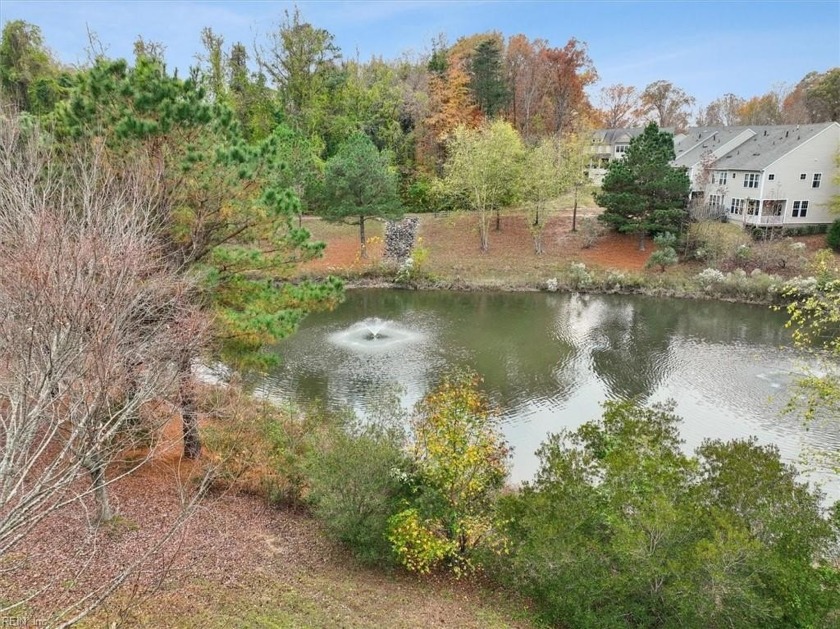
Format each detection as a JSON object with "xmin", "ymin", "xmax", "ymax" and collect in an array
[{"xmin": 743, "ymin": 214, "xmax": 784, "ymax": 225}]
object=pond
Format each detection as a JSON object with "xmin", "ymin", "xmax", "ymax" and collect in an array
[{"xmin": 257, "ymin": 289, "xmax": 840, "ymax": 500}]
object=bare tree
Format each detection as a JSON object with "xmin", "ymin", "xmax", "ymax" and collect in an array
[
  {"xmin": 0, "ymin": 108, "xmax": 207, "ymax": 621},
  {"xmin": 637, "ymin": 80, "xmax": 695, "ymax": 131},
  {"xmin": 598, "ymin": 83, "xmax": 639, "ymax": 128},
  {"xmin": 697, "ymin": 93, "xmax": 744, "ymax": 127}
]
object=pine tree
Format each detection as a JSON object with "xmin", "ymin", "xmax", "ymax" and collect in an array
[{"xmin": 596, "ymin": 123, "xmax": 690, "ymax": 251}]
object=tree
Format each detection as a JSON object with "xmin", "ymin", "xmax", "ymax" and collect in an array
[
  {"xmin": 51, "ymin": 54, "xmax": 343, "ymax": 454},
  {"xmin": 804, "ymin": 68, "xmax": 840, "ymax": 122},
  {"xmin": 784, "ymin": 69, "xmax": 840, "ymax": 124},
  {"xmin": 319, "ymin": 132, "xmax": 402, "ymax": 258},
  {"xmin": 597, "ymin": 122, "xmax": 690, "ymax": 251},
  {"xmin": 442, "ymin": 119, "xmax": 524, "ymax": 252},
  {"xmin": 697, "ymin": 93, "xmax": 744, "ymax": 126},
  {"xmin": 637, "ymin": 80, "xmax": 695, "ymax": 131},
  {"xmin": 422, "ymin": 54, "xmax": 481, "ymax": 171},
  {"xmin": 0, "ymin": 108, "xmax": 205, "ymax": 586},
  {"xmin": 256, "ymin": 6, "xmax": 340, "ymax": 139},
  {"xmin": 498, "ymin": 400, "xmax": 839, "ymax": 629},
  {"xmin": 782, "ymin": 251, "xmax": 840, "ymax": 422},
  {"xmin": 469, "ymin": 37, "xmax": 509, "ymax": 118},
  {"xmin": 521, "ymin": 133, "xmax": 585, "ymax": 253},
  {"xmin": 541, "ymin": 39, "xmax": 598, "ymax": 134},
  {"xmin": 505, "ymin": 34, "xmax": 548, "ymax": 138},
  {"xmin": 597, "ymin": 83, "xmax": 639, "ymax": 128},
  {"xmin": 388, "ymin": 370, "xmax": 510, "ymax": 575},
  {"xmin": 0, "ymin": 20, "xmax": 65, "ymax": 113},
  {"xmin": 738, "ymin": 92, "xmax": 784, "ymax": 125}
]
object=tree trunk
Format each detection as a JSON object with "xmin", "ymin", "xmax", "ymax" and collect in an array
[
  {"xmin": 638, "ymin": 230, "xmax": 646, "ymax": 252},
  {"xmin": 359, "ymin": 215, "xmax": 367, "ymax": 259},
  {"xmin": 180, "ymin": 356, "xmax": 201, "ymax": 459},
  {"xmin": 572, "ymin": 186, "xmax": 578, "ymax": 232},
  {"xmin": 86, "ymin": 453, "xmax": 112, "ymax": 524},
  {"xmin": 479, "ymin": 216, "xmax": 489, "ymax": 253},
  {"xmin": 533, "ymin": 232, "xmax": 543, "ymax": 255},
  {"xmin": 495, "ymin": 208, "xmax": 501, "ymax": 231}
]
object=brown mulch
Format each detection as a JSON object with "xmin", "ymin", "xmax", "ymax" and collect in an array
[
  {"xmin": 299, "ymin": 208, "xmax": 653, "ymax": 285},
  {"xmin": 4, "ymin": 417, "xmax": 535, "ymax": 628}
]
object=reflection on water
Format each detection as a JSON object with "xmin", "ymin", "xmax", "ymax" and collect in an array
[{"xmin": 260, "ymin": 289, "xmax": 839, "ymax": 500}]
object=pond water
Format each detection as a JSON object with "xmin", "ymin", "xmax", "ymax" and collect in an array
[{"xmin": 257, "ymin": 289, "xmax": 840, "ymax": 500}]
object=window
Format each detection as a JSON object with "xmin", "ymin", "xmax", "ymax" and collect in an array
[
  {"xmin": 709, "ymin": 194, "xmax": 722, "ymax": 208},
  {"xmin": 615, "ymin": 144, "xmax": 628, "ymax": 155},
  {"xmin": 747, "ymin": 199, "xmax": 760, "ymax": 215},
  {"xmin": 813, "ymin": 173, "xmax": 821, "ymax": 188},
  {"xmin": 792, "ymin": 200, "xmax": 809, "ymax": 218},
  {"xmin": 743, "ymin": 173, "xmax": 760, "ymax": 188},
  {"xmin": 730, "ymin": 198, "xmax": 744, "ymax": 215},
  {"xmin": 768, "ymin": 174, "xmax": 775, "ymax": 180},
  {"xmin": 800, "ymin": 173, "xmax": 807, "ymax": 180},
  {"xmin": 712, "ymin": 171, "xmax": 728, "ymax": 185}
]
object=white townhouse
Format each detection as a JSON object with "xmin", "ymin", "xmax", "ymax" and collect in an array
[
  {"xmin": 587, "ymin": 127, "xmax": 648, "ymax": 185},
  {"xmin": 591, "ymin": 122, "xmax": 840, "ymax": 228},
  {"xmin": 702, "ymin": 123, "xmax": 840, "ymax": 227}
]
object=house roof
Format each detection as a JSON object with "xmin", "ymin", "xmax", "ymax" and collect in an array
[
  {"xmin": 672, "ymin": 127, "xmax": 756, "ymax": 169},
  {"xmin": 593, "ymin": 122, "xmax": 838, "ymax": 172},
  {"xmin": 713, "ymin": 123, "xmax": 837, "ymax": 171},
  {"xmin": 595, "ymin": 127, "xmax": 648, "ymax": 145}
]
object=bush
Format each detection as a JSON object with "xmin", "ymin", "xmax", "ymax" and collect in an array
[
  {"xmin": 496, "ymin": 400, "xmax": 840, "ymax": 629},
  {"xmin": 388, "ymin": 370, "xmax": 511, "ymax": 576},
  {"xmin": 305, "ymin": 402, "xmax": 411, "ymax": 565},
  {"xmin": 578, "ymin": 216, "xmax": 605, "ymax": 249},
  {"xmin": 201, "ymin": 385, "xmax": 326, "ymax": 506},
  {"xmin": 687, "ymin": 221, "xmax": 751, "ymax": 266},
  {"xmin": 646, "ymin": 232, "xmax": 678, "ymax": 272},
  {"xmin": 826, "ymin": 219, "xmax": 840, "ymax": 251}
]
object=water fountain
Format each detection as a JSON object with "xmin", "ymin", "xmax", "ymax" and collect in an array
[{"xmin": 328, "ymin": 317, "xmax": 423, "ymax": 352}]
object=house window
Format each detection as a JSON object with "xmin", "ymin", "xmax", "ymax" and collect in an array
[
  {"xmin": 747, "ymin": 199, "xmax": 760, "ymax": 215},
  {"xmin": 615, "ymin": 144, "xmax": 628, "ymax": 155},
  {"xmin": 768, "ymin": 174, "xmax": 775, "ymax": 180},
  {"xmin": 792, "ymin": 201, "xmax": 809, "ymax": 218},
  {"xmin": 730, "ymin": 198, "xmax": 744, "ymax": 215},
  {"xmin": 709, "ymin": 194, "xmax": 722, "ymax": 208},
  {"xmin": 800, "ymin": 173, "xmax": 807, "ymax": 180},
  {"xmin": 813, "ymin": 173, "xmax": 821, "ymax": 188},
  {"xmin": 743, "ymin": 173, "xmax": 760, "ymax": 188}
]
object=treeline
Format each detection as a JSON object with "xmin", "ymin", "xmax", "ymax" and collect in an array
[{"xmin": 3, "ymin": 12, "xmax": 837, "ymax": 209}]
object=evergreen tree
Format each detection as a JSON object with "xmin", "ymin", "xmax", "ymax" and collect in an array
[
  {"xmin": 51, "ymin": 55, "xmax": 343, "ymax": 455},
  {"xmin": 319, "ymin": 133, "xmax": 402, "ymax": 258},
  {"xmin": 469, "ymin": 38, "xmax": 509, "ymax": 118},
  {"xmin": 596, "ymin": 122, "xmax": 690, "ymax": 251}
]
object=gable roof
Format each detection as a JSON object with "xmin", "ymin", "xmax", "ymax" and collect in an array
[{"xmin": 714, "ymin": 123, "xmax": 837, "ymax": 171}]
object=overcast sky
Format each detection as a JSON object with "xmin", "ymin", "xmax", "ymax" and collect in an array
[{"xmin": 2, "ymin": 0, "xmax": 838, "ymax": 109}]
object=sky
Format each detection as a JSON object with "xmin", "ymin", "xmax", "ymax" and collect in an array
[{"xmin": 1, "ymin": 0, "xmax": 838, "ymax": 110}]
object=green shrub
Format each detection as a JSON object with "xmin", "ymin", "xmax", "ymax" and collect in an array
[
  {"xmin": 687, "ymin": 221, "xmax": 751, "ymax": 266},
  {"xmin": 826, "ymin": 219, "xmax": 840, "ymax": 251},
  {"xmin": 495, "ymin": 400, "xmax": 839, "ymax": 629},
  {"xmin": 201, "ymin": 385, "xmax": 326, "ymax": 506},
  {"xmin": 305, "ymin": 407, "xmax": 411, "ymax": 565},
  {"xmin": 646, "ymin": 232, "xmax": 678, "ymax": 272}
]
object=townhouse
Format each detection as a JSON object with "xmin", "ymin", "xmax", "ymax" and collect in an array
[{"xmin": 591, "ymin": 122, "xmax": 840, "ymax": 228}]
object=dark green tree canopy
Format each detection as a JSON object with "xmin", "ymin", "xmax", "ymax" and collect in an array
[
  {"xmin": 596, "ymin": 122, "xmax": 690, "ymax": 250},
  {"xmin": 470, "ymin": 38, "xmax": 509, "ymax": 118},
  {"xmin": 319, "ymin": 132, "xmax": 401, "ymax": 257}
]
